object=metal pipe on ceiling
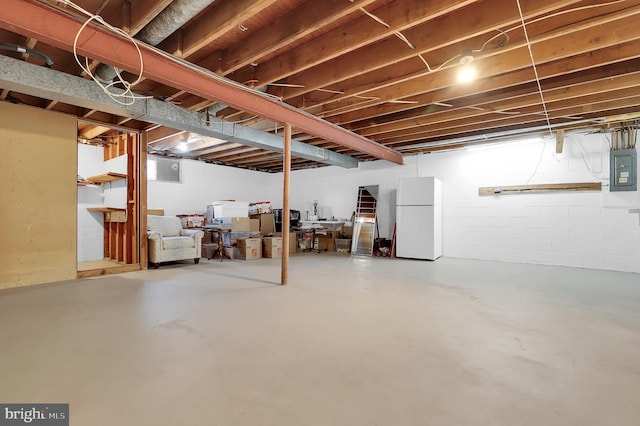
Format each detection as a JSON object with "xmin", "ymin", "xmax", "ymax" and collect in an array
[{"xmin": 0, "ymin": 0, "xmax": 403, "ymax": 164}]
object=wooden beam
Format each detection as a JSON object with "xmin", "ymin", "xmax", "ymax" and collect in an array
[
  {"xmin": 256, "ymin": 0, "xmax": 582, "ymax": 102},
  {"xmin": 0, "ymin": 0, "xmax": 402, "ymax": 165},
  {"xmin": 140, "ymin": 131, "xmax": 149, "ymax": 269},
  {"xmin": 126, "ymin": 133, "xmax": 135, "ymax": 264},
  {"xmin": 157, "ymin": 0, "xmax": 279, "ymax": 59},
  {"xmin": 556, "ymin": 129, "xmax": 565, "ymax": 153},
  {"xmin": 77, "ymin": 264, "xmax": 141, "ymax": 279},
  {"xmin": 217, "ymin": 0, "xmax": 378, "ymax": 75},
  {"xmin": 479, "ymin": 182, "xmax": 602, "ymax": 195},
  {"xmin": 281, "ymin": 123, "xmax": 291, "ymax": 286},
  {"xmin": 292, "ymin": 5, "xmax": 640, "ymax": 118}
]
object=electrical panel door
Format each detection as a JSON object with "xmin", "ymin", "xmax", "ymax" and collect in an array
[{"xmin": 610, "ymin": 149, "xmax": 637, "ymax": 192}]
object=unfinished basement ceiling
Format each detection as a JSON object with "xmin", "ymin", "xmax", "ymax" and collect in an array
[{"xmin": 2, "ymin": 0, "xmax": 640, "ymax": 172}]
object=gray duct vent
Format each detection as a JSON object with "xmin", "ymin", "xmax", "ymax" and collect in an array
[{"xmin": 155, "ymin": 157, "xmax": 181, "ymax": 183}]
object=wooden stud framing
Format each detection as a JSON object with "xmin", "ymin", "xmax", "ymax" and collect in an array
[
  {"xmin": 556, "ymin": 129, "xmax": 565, "ymax": 154},
  {"xmin": 140, "ymin": 131, "xmax": 149, "ymax": 269}
]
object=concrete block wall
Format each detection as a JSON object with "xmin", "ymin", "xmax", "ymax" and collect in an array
[
  {"xmin": 423, "ymin": 134, "xmax": 640, "ymax": 273},
  {"xmin": 285, "ymin": 133, "xmax": 640, "ymax": 273}
]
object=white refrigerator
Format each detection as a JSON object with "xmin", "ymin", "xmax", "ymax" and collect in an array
[{"xmin": 396, "ymin": 177, "xmax": 442, "ymax": 260}]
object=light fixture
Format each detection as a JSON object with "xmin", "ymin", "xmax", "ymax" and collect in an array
[
  {"xmin": 457, "ymin": 54, "xmax": 476, "ymax": 83},
  {"xmin": 178, "ymin": 138, "xmax": 189, "ymax": 152},
  {"xmin": 177, "ymin": 135, "xmax": 202, "ymax": 152}
]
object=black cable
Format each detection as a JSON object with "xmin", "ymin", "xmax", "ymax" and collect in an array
[{"xmin": 0, "ymin": 43, "xmax": 54, "ymax": 67}]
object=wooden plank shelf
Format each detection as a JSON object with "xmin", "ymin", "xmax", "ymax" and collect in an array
[
  {"xmin": 86, "ymin": 172, "xmax": 127, "ymax": 184},
  {"xmin": 86, "ymin": 207, "xmax": 126, "ymax": 223},
  {"xmin": 86, "ymin": 207, "xmax": 125, "ymax": 213},
  {"xmin": 479, "ymin": 182, "xmax": 602, "ymax": 196}
]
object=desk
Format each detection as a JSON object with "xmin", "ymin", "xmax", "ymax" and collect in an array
[{"xmin": 300, "ymin": 220, "xmax": 345, "ymax": 231}]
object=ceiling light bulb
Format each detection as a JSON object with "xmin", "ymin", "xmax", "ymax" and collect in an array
[
  {"xmin": 459, "ymin": 54, "xmax": 474, "ymax": 65},
  {"xmin": 177, "ymin": 143, "xmax": 189, "ymax": 152},
  {"xmin": 457, "ymin": 65, "xmax": 476, "ymax": 83}
]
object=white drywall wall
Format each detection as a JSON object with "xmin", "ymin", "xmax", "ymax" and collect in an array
[
  {"xmin": 77, "ymin": 144, "xmax": 105, "ymax": 262},
  {"xmin": 147, "ymin": 157, "xmax": 280, "ymax": 216},
  {"xmin": 77, "ymin": 145, "xmax": 129, "ymax": 262},
  {"xmin": 146, "ymin": 133, "xmax": 639, "ymax": 273}
]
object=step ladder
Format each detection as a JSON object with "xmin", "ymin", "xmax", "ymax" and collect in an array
[{"xmin": 351, "ymin": 185, "xmax": 379, "ymax": 256}]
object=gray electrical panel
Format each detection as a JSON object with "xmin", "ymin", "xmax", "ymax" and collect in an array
[{"xmin": 610, "ymin": 149, "xmax": 637, "ymax": 192}]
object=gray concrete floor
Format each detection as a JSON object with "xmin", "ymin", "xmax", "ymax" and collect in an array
[{"xmin": 1, "ymin": 254, "xmax": 639, "ymax": 425}]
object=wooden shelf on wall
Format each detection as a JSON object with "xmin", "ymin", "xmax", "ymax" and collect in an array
[
  {"xmin": 86, "ymin": 207, "xmax": 125, "ymax": 213},
  {"xmin": 86, "ymin": 207, "xmax": 126, "ymax": 223},
  {"xmin": 479, "ymin": 182, "xmax": 602, "ymax": 196},
  {"xmin": 86, "ymin": 172, "xmax": 127, "ymax": 184}
]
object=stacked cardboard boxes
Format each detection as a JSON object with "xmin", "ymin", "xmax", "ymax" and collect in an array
[
  {"xmin": 262, "ymin": 237, "xmax": 283, "ymax": 258},
  {"xmin": 237, "ymin": 237, "xmax": 262, "ymax": 260},
  {"xmin": 176, "ymin": 214, "xmax": 205, "ymax": 228},
  {"xmin": 250, "ymin": 213, "xmax": 275, "ymax": 236},
  {"xmin": 249, "ymin": 201, "xmax": 272, "ymax": 215},
  {"xmin": 272, "ymin": 232, "xmax": 297, "ymax": 254}
]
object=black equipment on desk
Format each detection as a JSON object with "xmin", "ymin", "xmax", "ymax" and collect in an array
[{"xmin": 274, "ymin": 209, "xmax": 301, "ymax": 232}]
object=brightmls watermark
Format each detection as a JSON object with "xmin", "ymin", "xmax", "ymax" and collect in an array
[{"xmin": 0, "ymin": 404, "xmax": 68, "ymax": 425}]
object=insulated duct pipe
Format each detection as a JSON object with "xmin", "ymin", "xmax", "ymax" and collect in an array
[{"xmin": 95, "ymin": 0, "xmax": 216, "ymax": 83}]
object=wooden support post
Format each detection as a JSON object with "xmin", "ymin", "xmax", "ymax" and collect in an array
[
  {"xmin": 556, "ymin": 129, "xmax": 565, "ymax": 153},
  {"xmin": 140, "ymin": 131, "xmax": 148, "ymax": 268},
  {"xmin": 125, "ymin": 133, "xmax": 135, "ymax": 264},
  {"xmin": 281, "ymin": 123, "xmax": 292, "ymax": 286}
]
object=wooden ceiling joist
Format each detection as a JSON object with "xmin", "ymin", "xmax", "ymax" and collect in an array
[{"xmin": 0, "ymin": 0, "xmax": 402, "ymax": 165}]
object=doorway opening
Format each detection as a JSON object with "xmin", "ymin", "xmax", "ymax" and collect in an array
[{"xmin": 77, "ymin": 128, "xmax": 143, "ymax": 277}]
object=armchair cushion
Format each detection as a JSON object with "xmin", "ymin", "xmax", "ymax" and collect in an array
[
  {"xmin": 162, "ymin": 236, "xmax": 196, "ymax": 250},
  {"xmin": 148, "ymin": 215, "xmax": 182, "ymax": 237}
]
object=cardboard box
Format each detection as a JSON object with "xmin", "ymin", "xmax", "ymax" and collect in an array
[
  {"xmin": 298, "ymin": 238, "xmax": 312, "ymax": 250},
  {"xmin": 237, "ymin": 237, "xmax": 262, "ymax": 260},
  {"xmin": 201, "ymin": 243, "xmax": 218, "ymax": 259},
  {"xmin": 148, "ymin": 209, "xmax": 165, "ymax": 216},
  {"xmin": 224, "ymin": 247, "xmax": 238, "ymax": 260},
  {"xmin": 249, "ymin": 201, "xmax": 272, "ymax": 215},
  {"xmin": 262, "ymin": 237, "xmax": 283, "ymax": 258},
  {"xmin": 250, "ymin": 213, "xmax": 275, "ymax": 236},
  {"xmin": 314, "ymin": 235, "xmax": 335, "ymax": 252},
  {"xmin": 232, "ymin": 217, "xmax": 250, "ymax": 231},
  {"xmin": 250, "ymin": 218, "xmax": 260, "ymax": 232},
  {"xmin": 273, "ymin": 232, "xmax": 297, "ymax": 254},
  {"xmin": 221, "ymin": 231, "xmax": 256, "ymax": 247},
  {"xmin": 202, "ymin": 230, "xmax": 213, "ymax": 244},
  {"xmin": 335, "ymin": 238, "xmax": 351, "ymax": 253},
  {"xmin": 341, "ymin": 224, "xmax": 353, "ymax": 237},
  {"xmin": 176, "ymin": 214, "xmax": 204, "ymax": 228}
]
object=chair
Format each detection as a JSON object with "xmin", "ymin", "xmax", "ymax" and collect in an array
[{"xmin": 147, "ymin": 215, "xmax": 204, "ymax": 269}]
